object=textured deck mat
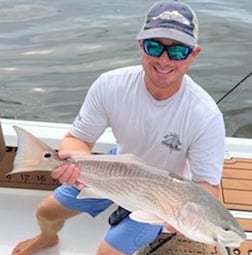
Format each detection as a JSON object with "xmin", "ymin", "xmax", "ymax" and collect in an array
[{"xmin": 137, "ymin": 233, "xmax": 227, "ymax": 255}]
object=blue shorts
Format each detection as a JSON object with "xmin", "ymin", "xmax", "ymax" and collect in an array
[
  {"xmin": 54, "ymin": 185, "xmax": 162, "ymax": 254},
  {"xmin": 54, "ymin": 148, "xmax": 163, "ymax": 254}
]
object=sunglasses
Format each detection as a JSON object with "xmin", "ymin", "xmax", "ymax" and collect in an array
[{"xmin": 142, "ymin": 39, "xmax": 193, "ymax": 61}]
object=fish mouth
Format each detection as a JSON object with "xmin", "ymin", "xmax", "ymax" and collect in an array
[
  {"xmin": 219, "ymin": 236, "xmax": 246, "ymax": 247},
  {"xmin": 213, "ymin": 228, "xmax": 246, "ymax": 248}
]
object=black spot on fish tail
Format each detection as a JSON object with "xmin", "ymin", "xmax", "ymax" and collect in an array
[{"xmin": 43, "ymin": 152, "xmax": 53, "ymax": 159}]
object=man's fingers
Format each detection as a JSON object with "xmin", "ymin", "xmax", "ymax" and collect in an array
[
  {"xmin": 57, "ymin": 151, "xmax": 71, "ymax": 160},
  {"xmin": 51, "ymin": 164, "xmax": 69, "ymax": 179},
  {"xmin": 52, "ymin": 163, "xmax": 80, "ymax": 185},
  {"xmin": 75, "ymin": 180, "xmax": 85, "ymax": 190},
  {"xmin": 67, "ymin": 166, "xmax": 81, "ymax": 185}
]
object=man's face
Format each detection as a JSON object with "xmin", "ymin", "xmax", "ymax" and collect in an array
[{"xmin": 138, "ymin": 38, "xmax": 201, "ymax": 91}]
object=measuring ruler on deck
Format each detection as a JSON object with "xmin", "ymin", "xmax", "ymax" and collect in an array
[{"xmin": 0, "ymin": 146, "xmax": 60, "ymax": 190}]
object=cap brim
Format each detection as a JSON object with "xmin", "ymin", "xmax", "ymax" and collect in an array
[{"xmin": 136, "ymin": 27, "xmax": 197, "ymax": 47}]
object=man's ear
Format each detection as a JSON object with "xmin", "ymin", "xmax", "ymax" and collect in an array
[
  {"xmin": 138, "ymin": 40, "xmax": 143, "ymax": 47},
  {"xmin": 192, "ymin": 45, "xmax": 201, "ymax": 57}
]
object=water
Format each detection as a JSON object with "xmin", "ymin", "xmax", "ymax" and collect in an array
[{"xmin": 0, "ymin": 0, "xmax": 251, "ymax": 137}]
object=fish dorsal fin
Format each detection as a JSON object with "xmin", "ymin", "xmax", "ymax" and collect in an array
[{"xmin": 129, "ymin": 211, "xmax": 164, "ymax": 225}]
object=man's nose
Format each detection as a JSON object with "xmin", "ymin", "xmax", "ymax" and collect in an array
[{"xmin": 158, "ymin": 50, "xmax": 172, "ymax": 63}]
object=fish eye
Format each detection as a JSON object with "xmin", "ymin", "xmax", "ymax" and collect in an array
[{"xmin": 43, "ymin": 152, "xmax": 52, "ymax": 159}]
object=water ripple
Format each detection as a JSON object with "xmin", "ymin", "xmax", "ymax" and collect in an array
[{"xmin": 0, "ymin": 3, "xmax": 59, "ymax": 23}]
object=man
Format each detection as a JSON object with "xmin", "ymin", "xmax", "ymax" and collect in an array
[{"xmin": 11, "ymin": 0, "xmax": 225, "ymax": 255}]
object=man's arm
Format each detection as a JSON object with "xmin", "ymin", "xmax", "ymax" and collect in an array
[{"xmin": 58, "ymin": 132, "xmax": 94, "ymax": 152}]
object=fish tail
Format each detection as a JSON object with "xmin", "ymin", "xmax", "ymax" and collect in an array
[{"xmin": 7, "ymin": 126, "xmax": 58, "ymax": 175}]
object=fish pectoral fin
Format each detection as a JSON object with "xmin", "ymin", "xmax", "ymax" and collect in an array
[
  {"xmin": 76, "ymin": 187, "xmax": 106, "ymax": 199},
  {"xmin": 158, "ymin": 196, "xmax": 178, "ymax": 218},
  {"xmin": 129, "ymin": 211, "xmax": 164, "ymax": 225}
]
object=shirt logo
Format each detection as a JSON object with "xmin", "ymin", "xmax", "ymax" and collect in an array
[{"xmin": 162, "ymin": 133, "xmax": 182, "ymax": 152}]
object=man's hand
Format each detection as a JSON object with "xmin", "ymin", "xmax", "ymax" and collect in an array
[{"xmin": 51, "ymin": 151, "xmax": 84, "ymax": 190}]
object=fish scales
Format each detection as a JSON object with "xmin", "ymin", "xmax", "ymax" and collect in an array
[
  {"xmin": 75, "ymin": 158, "xmax": 216, "ymax": 222},
  {"xmin": 75, "ymin": 159, "xmax": 161, "ymax": 207}
]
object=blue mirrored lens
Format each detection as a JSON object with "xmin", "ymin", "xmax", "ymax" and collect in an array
[
  {"xmin": 168, "ymin": 45, "xmax": 191, "ymax": 60},
  {"xmin": 143, "ymin": 40, "xmax": 164, "ymax": 57},
  {"xmin": 143, "ymin": 39, "xmax": 192, "ymax": 61}
]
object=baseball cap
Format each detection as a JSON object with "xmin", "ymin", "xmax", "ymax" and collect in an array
[{"xmin": 137, "ymin": 0, "xmax": 199, "ymax": 47}]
